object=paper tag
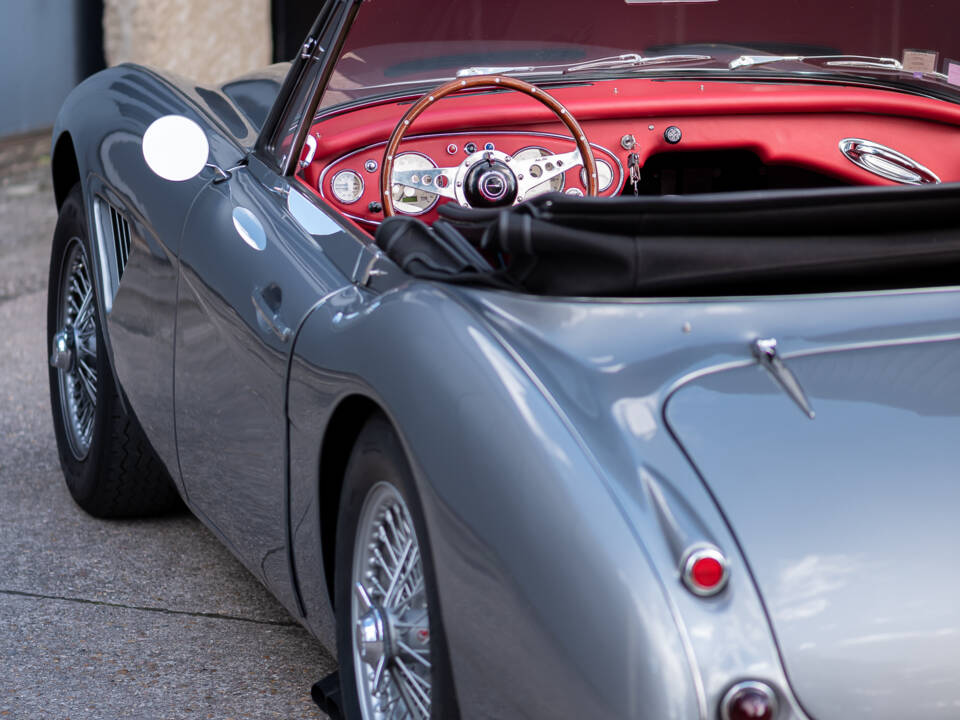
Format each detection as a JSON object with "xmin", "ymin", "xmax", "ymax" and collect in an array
[
  {"xmin": 946, "ymin": 60, "xmax": 960, "ymax": 85},
  {"xmin": 902, "ymin": 49, "xmax": 939, "ymax": 74}
]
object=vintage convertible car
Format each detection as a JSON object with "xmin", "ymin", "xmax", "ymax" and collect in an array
[{"xmin": 47, "ymin": 1, "xmax": 960, "ymax": 718}]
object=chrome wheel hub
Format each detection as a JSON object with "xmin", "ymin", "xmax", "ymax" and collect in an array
[
  {"xmin": 50, "ymin": 329, "xmax": 73, "ymax": 371},
  {"xmin": 352, "ymin": 483, "xmax": 432, "ymax": 720},
  {"xmin": 357, "ymin": 600, "xmax": 388, "ymax": 667},
  {"xmin": 53, "ymin": 238, "xmax": 98, "ymax": 460}
]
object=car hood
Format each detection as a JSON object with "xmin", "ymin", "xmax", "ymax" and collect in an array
[
  {"xmin": 464, "ymin": 286, "xmax": 960, "ymax": 719},
  {"xmin": 664, "ymin": 338, "xmax": 960, "ymax": 720}
]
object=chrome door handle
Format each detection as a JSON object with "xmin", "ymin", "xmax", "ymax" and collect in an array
[{"xmin": 252, "ymin": 285, "xmax": 292, "ymax": 342}]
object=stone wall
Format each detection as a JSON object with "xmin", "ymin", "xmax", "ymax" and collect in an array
[{"xmin": 103, "ymin": 0, "xmax": 272, "ymax": 86}]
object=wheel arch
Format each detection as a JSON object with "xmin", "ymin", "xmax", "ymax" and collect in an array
[
  {"xmin": 51, "ymin": 131, "xmax": 80, "ymax": 211},
  {"xmin": 317, "ymin": 393, "xmax": 383, "ymax": 607}
]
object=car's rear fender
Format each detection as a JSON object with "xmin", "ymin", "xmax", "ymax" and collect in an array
[{"xmin": 288, "ymin": 282, "xmax": 703, "ymax": 719}]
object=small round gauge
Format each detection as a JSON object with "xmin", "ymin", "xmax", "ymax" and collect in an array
[
  {"xmin": 330, "ymin": 170, "xmax": 364, "ymax": 204},
  {"xmin": 580, "ymin": 159, "xmax": 614, "ymax": 192},
  {"xmin": 513, "ymin": 147, "xmax": 564, "ymax": 198},
  {"xmin": 391, "ymin": 153, "xmax": 439, "ymax": 215}
]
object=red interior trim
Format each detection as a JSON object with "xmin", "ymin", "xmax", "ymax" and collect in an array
[{"xmin": 295, "ymin": 77, "xmax": 960, "ymax": 228}]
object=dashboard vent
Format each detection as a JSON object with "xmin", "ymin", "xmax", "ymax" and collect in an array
[{"xmin": 93, "ymin": 198, "xmax": 133, "ymax": 313}]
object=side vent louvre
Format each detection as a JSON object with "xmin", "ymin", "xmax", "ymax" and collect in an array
[
  {"xmin": 93, "ymin": 197, "xmax": 134, "ymax": 313},
  {"xmin": 109, "ymin": 204, "xmax": 131, "ymax": 279}
]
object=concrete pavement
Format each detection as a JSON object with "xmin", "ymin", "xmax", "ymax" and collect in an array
[{"xmin": 0, "ymin": 131, "xmax": 335, "ymax": 719}]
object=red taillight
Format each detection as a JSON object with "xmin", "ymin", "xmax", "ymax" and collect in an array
[
  {"xmin": 681, "ymin": 545, "xmax": 729, "ymax": 596},
  {"xmin": 721, "ymin": 681, "xmax": 778, "ymax": 720},
  {"xmin": 691, "ymin": 555, "xmax": 724, "ymax": 588}
]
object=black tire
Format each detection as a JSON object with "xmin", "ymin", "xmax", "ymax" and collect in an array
[
  {"xmin": 335, "ymin": 413, "xmax": 459, "ymax": 720},
  {"xmin": 47, "ymin": 183, "xmax": 181, "ymax": 518}
]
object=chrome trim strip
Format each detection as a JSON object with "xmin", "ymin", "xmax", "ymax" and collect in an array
[{"xmin": 91, "ymin": 196, "xmax": 120, "ymax": 313}]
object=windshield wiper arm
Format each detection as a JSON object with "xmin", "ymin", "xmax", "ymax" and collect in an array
[
  {"xmin": 564, "ymin": 53, "xmax": 713, "ymax": 74},
  {"xmin": 454, "ymin": 54, "xmax": 714, "ymax": 79},
  {"xmin": 456, "ymin": 65, "xmax": 545, "ymax": 77},
  {"xmin": 730, "ymin": 54, "xmax": 904, "ymax": 71},
  {"xmin": 730, "ymin": 53, "xmax": 953, "ymax": 82}
]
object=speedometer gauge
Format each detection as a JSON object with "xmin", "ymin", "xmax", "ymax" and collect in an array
[
  {"xmin": 331, "ymin": 170, "xmax": 364, "ymax": 204},
  {"xmin": 391, "ymin": 153, "xmax": 439, "ymax": 214},
  {"xmin": 513, "ymin": 147, "xmax": 564, "ymax": 197}
]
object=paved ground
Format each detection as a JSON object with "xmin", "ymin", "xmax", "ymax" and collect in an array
[{"xmin": 0, "ymin": 132, "xmax": 335, "ymax": 719}]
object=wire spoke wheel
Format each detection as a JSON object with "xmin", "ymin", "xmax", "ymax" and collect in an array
[
  {"xmin": 352, "ymin": 482, "xmax": 432, "ymax": 720},
  {"xmin": 54, "ymin": 237, "xmax": 98, "ymax": 459}
]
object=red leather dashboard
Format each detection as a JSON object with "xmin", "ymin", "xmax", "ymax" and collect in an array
[{"xmin": 296, "ymin": 77, "xmax": 960, "ymax": 229}]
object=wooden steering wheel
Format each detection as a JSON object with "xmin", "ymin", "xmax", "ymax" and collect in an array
[{"xmin": 380, "ymin": 75, "xmax": 599, "ymax": 218}]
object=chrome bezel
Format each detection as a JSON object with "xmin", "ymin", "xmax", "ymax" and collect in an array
[
  {"xmin": 839, "ymin": 138, "xmax": 940, "ymax": 185},
  {"xmin": 330, "ymin": 170, "xmax": 365, "ymax": 205},
  {"xmin": 680, "ymin": 544, "xmax": 729, "ymax": 597},
  {"xmin": 513, "ymin": 146, "xmax": 566, "ymax": 194},
  {"xmin": 720, "ymin": 681, "xmax": 779, "ymax": 720}
]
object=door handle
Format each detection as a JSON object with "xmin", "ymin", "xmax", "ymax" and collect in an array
[{"xmin": 252, "ymin": 284, "xmax": 292, "ymax": 342}]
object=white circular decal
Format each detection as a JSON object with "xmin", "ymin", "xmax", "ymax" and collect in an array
[{"xmin": 142, "ymin": 115, "xmax": 209, "ymax": 182}]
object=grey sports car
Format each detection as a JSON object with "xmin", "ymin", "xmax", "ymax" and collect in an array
[{"xmin": 47, "ymin": 1, "xmax": 960, "ymax": 718}]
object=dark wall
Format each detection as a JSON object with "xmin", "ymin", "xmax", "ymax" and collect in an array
[
  {"xmin": 0, "ymin": 0, "xmax": 105, "ymax": 137},
  {"xmin": 272, "ymin": 0, "xmax": 325, "ymax": 62},
  {"xmin": 79, "ymin": 0, "xmax": 106, "ymax": 78}
]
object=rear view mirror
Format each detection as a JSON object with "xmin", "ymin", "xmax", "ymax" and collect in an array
[{"xmin": 142, "ymin": 115, "xmax": 209, "ymax": 182}]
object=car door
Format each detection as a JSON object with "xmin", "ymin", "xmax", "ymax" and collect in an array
[
  {"xmin": 174, "ymin": 154, "xmax": 360, "ymax": 606},
  {"xmin": 174, "ymin": 0, "xmax": 365, "ymax": 614}
]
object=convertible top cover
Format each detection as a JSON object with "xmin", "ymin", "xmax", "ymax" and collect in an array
[{"xmin": 375, "ymin": 185, "xmax": 960, "ymax": 296}]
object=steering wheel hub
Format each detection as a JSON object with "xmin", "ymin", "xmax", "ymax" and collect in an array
[{"xmin": 463, "ymin": 157, "xmax": 517, "ymax": 207}]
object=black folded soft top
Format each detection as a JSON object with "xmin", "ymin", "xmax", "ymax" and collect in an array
[{"xmin": 375, "ymin": 184, "xmax": 960, "ymax": 297}]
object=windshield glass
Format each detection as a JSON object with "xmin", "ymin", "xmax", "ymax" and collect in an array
[{"xmin": 321, "ymin": 0, "xmax": 960, "ymax": 109}]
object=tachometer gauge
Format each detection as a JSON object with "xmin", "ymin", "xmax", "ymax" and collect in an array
[
  {"xmin": 391, "ymin": 153, "xmax": 439, "ymax": 214},
  {"xmin": 331, "ymin": 170, "xmax": 364, "ymax": 204},
  {"xmin": 513, "ymin": 147, "xmax": 564, "ymax": 197},
  {"xmin": 580, "ymin": 159, "xmax": 614, "ymax": 192}
]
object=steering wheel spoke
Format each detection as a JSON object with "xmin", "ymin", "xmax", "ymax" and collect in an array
[
  {"xmin": 390, "ymin": 167, "xmax": 458, "ymax": 201},
  {"xmin": 513, "ymin": 148, "xmax": 583, "ymax": 199}
]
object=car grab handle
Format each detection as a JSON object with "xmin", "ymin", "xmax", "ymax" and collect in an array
[{"xmin": 252, "ymin": 285, "xmax": 292, "ymax": 342}]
